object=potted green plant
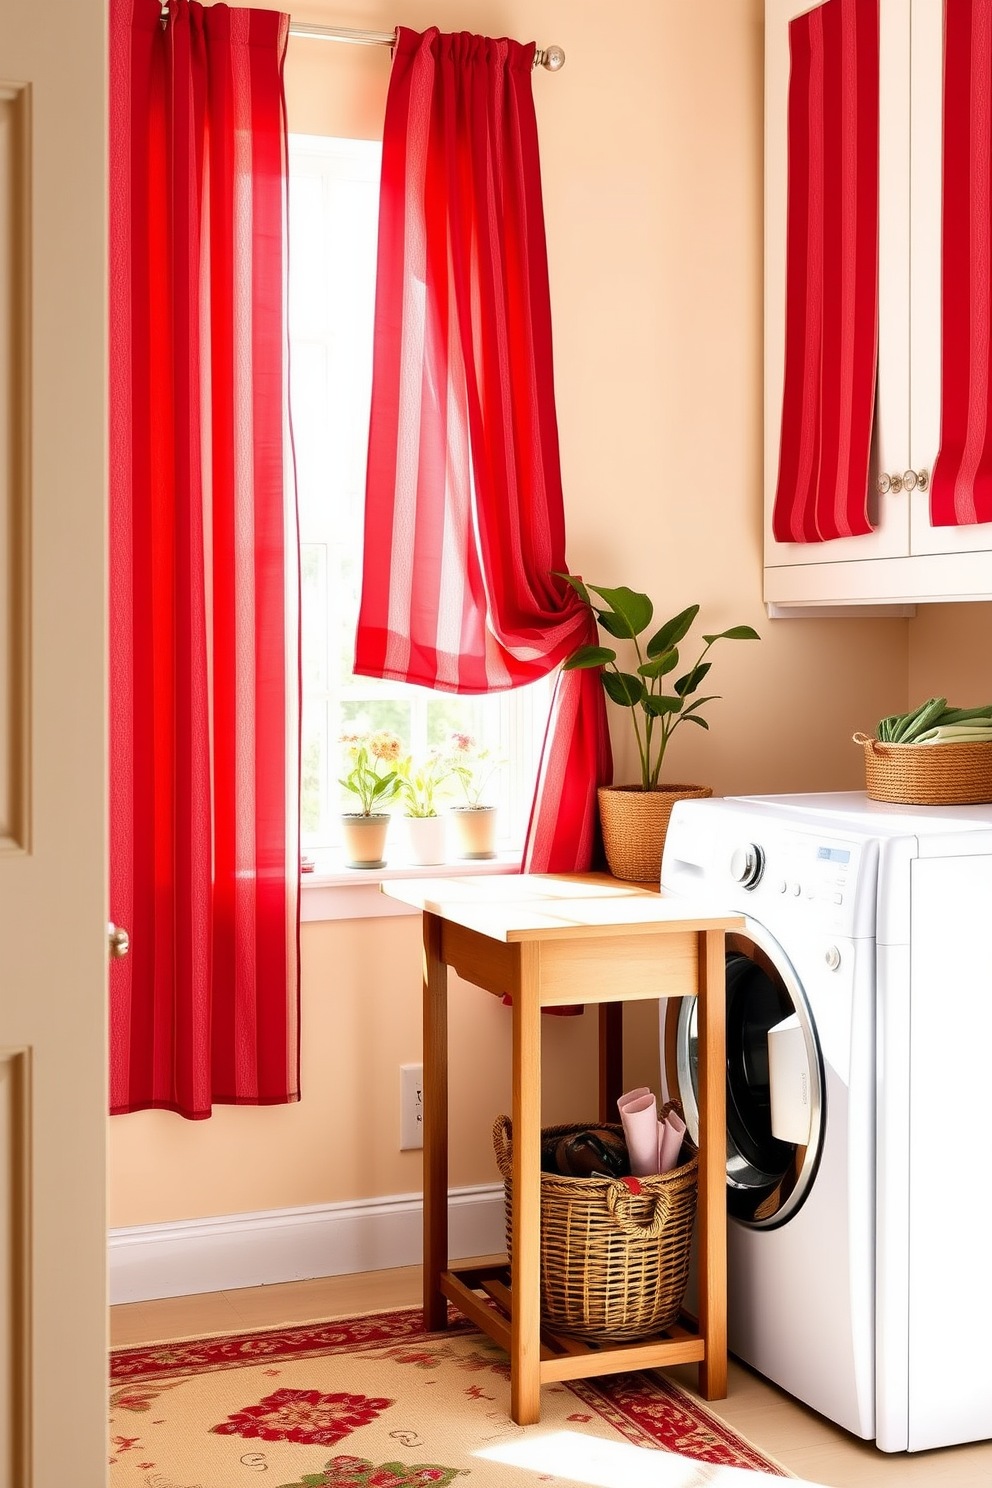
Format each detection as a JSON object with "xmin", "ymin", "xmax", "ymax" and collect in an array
[
  {"xmin": 396, "ymin": 747, "xmax": 456, "ymax": 865},
  {"xmin": 558, "ymin": 578, "xmax": 760, "ymax": 880},
  {"xmin": 447, "ymin": 732, "xmax": 507, "ymax": 859},
  {"xmin": 338, "ymin": 729, "xmax": 403, "ymax": 867}
]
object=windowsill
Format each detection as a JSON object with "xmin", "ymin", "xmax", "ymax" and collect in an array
[{"xmin": 300, "ymin": 852, "xmax": 523, "ymax": 922}]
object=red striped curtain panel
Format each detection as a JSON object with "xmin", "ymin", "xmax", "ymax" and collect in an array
[
  {"xmin": 931, "ymin": 0, "xmax": 992, "ymax": 524},
  {"xmin": 355, "ymin": 27, "xmax": 612, "ymax": 872},
  {"xmin": 772, "ymin": 0, "xmax": 880, "ymax": 543},
  {"xmin": 108, "ymin": 0, "xmax": 300, "ymax": 1119}
]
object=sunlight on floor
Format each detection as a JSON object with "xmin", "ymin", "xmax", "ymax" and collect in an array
[{"xmin": 473, "ymin": 1428, "xmax": 828, "ymax": 1487}]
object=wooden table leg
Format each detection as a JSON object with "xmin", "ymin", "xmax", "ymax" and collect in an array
[
  {"xmin": 598, "ymin": 1003, "xmax": 624, "ymax": 1124},
  {"xmin": 422, "ymin": 912, "xmax": 449, "ymax": 1331},
  {"xmin": 696, "ymin": 927, "xmax": 728, "ymax": 1399},
  {"xmin": 510, "ymin": 942, "xmax": 542, "ymax": 1425}
]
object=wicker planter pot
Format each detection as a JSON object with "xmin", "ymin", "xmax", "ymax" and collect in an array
[
  {"xmin": 597, "ymin": 784, "xmax": 712, "ymax": 883},
  {"xmin": 853, "ymin": 732, "xmax": 992, "ymax": 804}
]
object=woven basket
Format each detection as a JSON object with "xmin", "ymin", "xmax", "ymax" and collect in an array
[
  {"xmin": 597, "ymin": 785, "xmax": 712, "ymax": 882},
  {"xmin": 853, "ymin": 732, "xmax": 992, "ymax": 805},
  {"xmin": 492, "ymin": 1109, "xmax": 698, "ymax": 1342}
]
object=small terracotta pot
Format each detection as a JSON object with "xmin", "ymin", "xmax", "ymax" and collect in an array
[
  {"xmin": 341, "ymin": 812, "xmax": 390, "ymax": 868},
  {"xmin": 450, "ymin": 805, "xmax": 497, "ymax": 860},
  {"xmin": 597, "ymin": 784, "xmax": 712, "ymax": 883}
]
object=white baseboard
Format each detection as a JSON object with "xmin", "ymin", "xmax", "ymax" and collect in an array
[{"xmin": 108, "ymin": 1183, "xmax": 505, "ymax": 1305}]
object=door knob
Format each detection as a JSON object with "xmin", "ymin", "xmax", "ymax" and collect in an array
[
  {"xmin": 902, "ymin": 469, "xmax": 918, "ymax": 492},
  {"xmin": 108, "ymin": 922, "xmax": 130, "ymax": 959}
]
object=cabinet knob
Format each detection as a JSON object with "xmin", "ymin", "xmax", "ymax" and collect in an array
[{"xmin": 877, "ymin": 468, "xmax": 928, "ymax": 496}]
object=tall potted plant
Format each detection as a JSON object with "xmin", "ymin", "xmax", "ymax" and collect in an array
[{"xmin": 559, "ymin": 578, "xmax": 759, "ymax": 881}]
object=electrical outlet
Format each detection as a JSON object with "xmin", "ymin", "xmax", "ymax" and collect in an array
[{"xmin": 400, "ymin": 1063, "xmax": 424, "ymax": 1150}]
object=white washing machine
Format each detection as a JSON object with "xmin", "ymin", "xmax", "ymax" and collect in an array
[{"xmin": 659, "ymin": 791, "xmax": 992, "ymax": 1453}]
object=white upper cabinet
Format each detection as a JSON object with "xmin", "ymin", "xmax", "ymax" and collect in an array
[{"xmin": 765, "ymin": 0, "xmax": 992, "ymax": 609}]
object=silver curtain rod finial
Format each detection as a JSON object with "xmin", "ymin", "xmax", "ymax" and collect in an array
[{"xmin": 535, "ymin": 44, "xmax": 565, "ymax": 72}]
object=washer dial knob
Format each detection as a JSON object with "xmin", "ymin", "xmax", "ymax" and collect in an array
[{"xmin": 730, "ymin": 843, "xmax": 765, "ymax": 889}]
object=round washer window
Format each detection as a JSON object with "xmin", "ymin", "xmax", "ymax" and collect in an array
[{"xmin": 668, "ymin": 924, "xmax": 824, "ymax": 1228}]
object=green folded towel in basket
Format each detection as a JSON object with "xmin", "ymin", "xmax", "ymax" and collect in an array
[{"xmin": 913, "ymin": 722, "xmax": 992, "ymax": 745}]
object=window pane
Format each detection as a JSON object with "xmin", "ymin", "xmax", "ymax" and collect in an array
[
  {"xmin": 301, "ymin": 700, "xmax": 327, "ymax": 836},
  {"xmin": 339, "ymin": 699, "xmax": 412, "ymax": 739},
  {"xmin": 301, "ymin": 543, "xmax": 328, "ymax": 692},
  {"xmin": 427, "ymin": 695, "xmax": 485, "ymax": 747}
]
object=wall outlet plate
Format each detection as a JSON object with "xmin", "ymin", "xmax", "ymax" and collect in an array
[{"xmin": 400, "ymin": 1063, "xmax": 424, "ymax": 1150}]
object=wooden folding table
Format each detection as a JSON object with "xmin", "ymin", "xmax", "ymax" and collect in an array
[{"xmin": 381, "ymin": 872, "xmax": 743, "ymax": 1425}]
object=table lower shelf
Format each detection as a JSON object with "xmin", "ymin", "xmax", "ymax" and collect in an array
[{"xmin": 438, "ymin": 1261, "xmax": 707, "ymax": 1384}]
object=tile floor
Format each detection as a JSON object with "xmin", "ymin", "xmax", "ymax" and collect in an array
[{"xmin": 111, "ymin": 1266, "xmax": 992, "ymax": 1487}]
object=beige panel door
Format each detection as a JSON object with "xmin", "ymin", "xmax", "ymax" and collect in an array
[{"xmin": 0, "ymin": 0, "xmax": 108, "ymax": 1484}]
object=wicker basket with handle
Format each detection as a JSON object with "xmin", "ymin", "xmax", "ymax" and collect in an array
[
  {"xmin": 492, "ymin": 1108, "xmax": 698, "ymax": 1342},
  {"xmin": 853, "ymin": 732, "xmax": 992, "ymax": 805}
]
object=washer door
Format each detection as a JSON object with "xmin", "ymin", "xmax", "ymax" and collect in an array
[{"xmin": 665, "ymin": 921, "xmax": 824, "ymax": 1228}]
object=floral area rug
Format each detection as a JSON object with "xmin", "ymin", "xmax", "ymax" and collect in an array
[{"xmin": 110, "ymin": 1306, "xmax": 798, "ymax": 1488}]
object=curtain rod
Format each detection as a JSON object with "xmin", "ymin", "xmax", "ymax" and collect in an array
[
  {"xmin": 154, "ymin": 6, "xmax": 564, "ymax": 71},
  {"xmin": 287, "ymin": 21, "xmax": 566, "ymax": 71}
]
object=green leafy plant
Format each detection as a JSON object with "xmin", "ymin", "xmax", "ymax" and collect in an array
[
  {"xmin": 395, "ymin": 748, "xmax": 455, "ymax": 818},
  {"xmin": 338, "ymin": 729, "xmax": 404, "ymax": 816},
  {"xmin": 558, "ymin": 578, "xmax": 760, "ymax": 790}
]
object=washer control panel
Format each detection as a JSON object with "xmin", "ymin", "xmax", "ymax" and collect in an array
[
  {"xmin": 760, "ymin": 843, "xmax": 852, "ymax": 901},
  {"xmin": 725, "ymin": 833, "xmax": 868, "ymax": 937},
  {"xmin": 661, "ymin": 801, "xmax": 877, "ymax": 940}
]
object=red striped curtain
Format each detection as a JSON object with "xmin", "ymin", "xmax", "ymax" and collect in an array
[
  {"xmin": 931, "ymin": 0, "xmax": 992, "ymax": 524},
  {"xmin": 772, "ymin": 0, "xmax": 879, "ymax": 543},
  {"xmin": 108, "ymin": 0, "xmax": 300, "ymax": 1120},
  {"xmin": 355, "ymin": 26, "xmax": 612, "ymax": 873}
]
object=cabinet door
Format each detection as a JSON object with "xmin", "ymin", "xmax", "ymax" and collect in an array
[
  {"xmin": 764, "ymin": 0, "xmax": 911, "ymax": 587},
  {"xmin": 908, "ymin": 0, "xmax": 992, "ymax": 557}
]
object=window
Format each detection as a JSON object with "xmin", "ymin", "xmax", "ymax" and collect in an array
[{"xmin": 288, "ymin": 135, "xmax": 550, "ymax": 857}]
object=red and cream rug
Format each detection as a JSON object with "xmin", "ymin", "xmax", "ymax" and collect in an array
[{"xmin": 110, "ymin": 1307, "xmax": 798, "ymax": 1486}]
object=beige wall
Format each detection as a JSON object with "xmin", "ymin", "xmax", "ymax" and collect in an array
[
  {"xmin": 110, "ymin": 916, "xmax": 610, "ymax": 1223},
  {"xmin": 109, "ymin": 0, "xmax": 920, "ymax": 1229},
  {"xmin": 908, "ymin": 604, "xmax": 992, "ymax": 705}
]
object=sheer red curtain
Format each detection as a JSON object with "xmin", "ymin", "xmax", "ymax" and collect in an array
[
  {"xmin": 355, "ymin": 26, "xmax": 612, "ymax": 872},
  {"xmin": 772, "ymin": 0, "xmax": 879, "ymax": 543},
  {"xmin": 108, "ymin": 0, "xmax": 300, "ymax": 1120},
  {"xmin": 931, "ymin": 0, "xmax": 992, "ymax": 525}
]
